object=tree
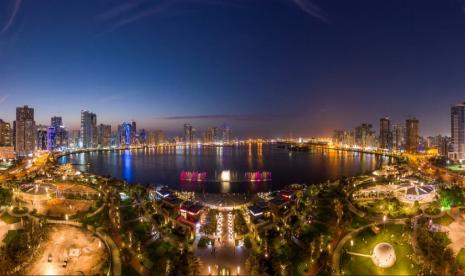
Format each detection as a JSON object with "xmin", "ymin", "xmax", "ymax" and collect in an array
[
  {"xmin": 245, "ymin": 253, "xmax": 267, "ymax": 276},
  {"xmin": 0, "ymin": 188, "xmax": 12, "ymax": 206}
]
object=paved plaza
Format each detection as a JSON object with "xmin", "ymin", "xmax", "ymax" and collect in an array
[{"xmin": 195, "ymin": 211, "xmax": 248, "ymax": 275}]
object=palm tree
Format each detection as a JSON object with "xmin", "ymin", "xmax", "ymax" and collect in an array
[{"xmin": 245, "ymin": 253, "xmax": 265, "ymax": 276}]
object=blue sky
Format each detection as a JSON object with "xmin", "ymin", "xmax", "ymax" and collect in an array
[{"xmin": 1, "ymin": 0, "xmax": 465, "ymax": 137}]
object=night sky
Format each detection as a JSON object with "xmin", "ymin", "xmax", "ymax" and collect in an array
[{"xmin": 1, "ymin": 0, "xmax": 465, "ymax": 138}]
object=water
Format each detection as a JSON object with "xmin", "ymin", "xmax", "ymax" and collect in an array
[{"xmin": 58, "ymin": 144, "xmax": 392, "ymax": 193}]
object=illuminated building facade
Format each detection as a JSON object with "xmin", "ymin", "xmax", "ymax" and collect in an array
[
  {"xmin": 221, "ymin": 124, "xmax": 232, "ymax": 144},
  {"xmin": 47, "ymin": 126, "xmax": 56, "ymax": 151},
  {"xmin": 392, "ymin": 124, "xmax": 405, "ymax": 151},
  {"xmin": 406, "ymin": 118, "xmax": 419, "ymax": 153},
  {"xmin": 36, "ymin": 125, "xmax": 48, "ymax": 150},
  {"xmin": 132, "ymin": 121, "xmax": 138, "ymax": 144},
  {"xmin": 118, "ymin": 122, "xmax": 132, "ymax": 146},
  {"xmin": 50, "ymin": 116, "xmax": 68, "ymax": 149},
  {"xmin": 333, "ymin": 130, "xmax": 354, "ymax": 146},
  {"xmin": 184, "ymin": 123, "xmax": 195, "ymax": 144},
  {"xmin": 98, "ymin": 124, "xmax": 112, "ymax": 148},
  {"xmin": 80, "ymin": 110, "xmax": 97, "ymax": 148},
  {"xmin": 354, "ymin": 123, "xmax": 376, "ymax": 148},
  {"xmin": 15, "ymin": 105, "xmax": 36, "ymax": 156},
  {"xmin": 147, "ymin": 130, "xmax": 165, "ymax": 145},
  {"xmin": 203, "ymin": 127, "xmax": 215, "ymax": 143},
  {"xmin": 450, "ymin": 103, "xmax": 465, "ymax": 160},
  {"xmin": 138, "ymin": 129, "xmax": 146, "ymax": 145},
  {"xmin": 0, "ymin": 119, "xmax": 11, "ymax": 147}
]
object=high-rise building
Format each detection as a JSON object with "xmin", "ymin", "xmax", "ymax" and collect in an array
[
  {"xmin": 138, "ymin": 129, "xmax": 147, "ymax": 145},
  {"xmin": 379, "ymin": 117, "xmax": 392, "ymax": 150},
  {"xmin": 406, "ymin": 118, "xmax": 419, "ymax": 153},
  {"xmin": 221, "ymin": 124, "xmax": 232, "ymax": 144},
  {"xmin": 0, "ymin": 119, "xmax": 11, "ymax": 147},
  {"xmin": 97, "ymin": 124, "xmax": 112, "ymax": 148},
  {"xmin": 203, "ymin": 127, "xmax": 214, "ymax": 144},
  {"xmin": 118, "ymin": 122, "xmax": 132, "ymax": 146},
  {"xmin": 131, "ymin": 121, "xmax": 137, "ymax": 144},
  {"xmin": 68, "ymin": 130, "xmax": 80, "ymax": 149},
  {"xmin": 333, "ymin": 130, "xmax": 354, "ymax": 146},
  {"xmin": 36, "ymin": 125, "xmax": 48, "ymax": 151},
  {"xmin": 47, "ymin": 126, "xmax": 56, "ymax": 151},
  {"xmin": 184, "ymin": 124, "xmax": 195, "ymax": 144},
  {"xmin": 392, "ymin": 124, "xmax": 405, "ymax": 151},
  {"xmin": 354, "ymin": 123, "xmax": 375, "ymax": 148},
  {"xmin": 80, "ymin": 110, "xmax": 97, "ymax": 148},
  {"xmin": 428, "ymin": 135, "xmax": 450, "ymax": 157},
  {"xmin": 51, "ymin": 116, "xmax": 62, "ymax": 128},
  {"xmin": 147, "ymin": 130, "xmax": 165, "ymax": 145},
  {"xmin": 450, "ymin": 103, "xmax": 465, "ymax": 160},
  {"xmin": 15, "ymin": 105, "xmax": 36, "ymax": 156},
  {"xmin": 50, "ymin": 116, "xmax": 68, "ymax": 149}
]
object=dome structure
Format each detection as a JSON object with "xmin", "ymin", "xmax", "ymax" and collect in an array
[{"xmin": 371, "ymin": 242, "xmax": 396, "ymax": 268}]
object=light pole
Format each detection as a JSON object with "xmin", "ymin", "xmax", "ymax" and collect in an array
[{"xmin": 383, "ymin": 215, "xmax": 387, "ymax": 231}]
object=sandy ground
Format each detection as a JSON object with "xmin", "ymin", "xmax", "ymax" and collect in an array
[
  {"xmin": 445, "ymin": 212, "xmax": 465, "ymax": 255},
  {"xmin": 55, "ymin": 183, "xmax": 99, "ymax": 195},
  {"xmin": 22, "ymin": 198, "xmax": 95, "ymax": 217},
  {"xmin": 24, "ymin": 225, "xmax": 108, "ymax": 275}
]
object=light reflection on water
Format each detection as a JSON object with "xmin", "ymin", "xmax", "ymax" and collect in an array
[{"xmin": 59, "ymin": 144, "xmax": 392, "ymax": 193}]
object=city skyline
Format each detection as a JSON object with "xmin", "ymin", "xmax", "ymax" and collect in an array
[{"xmin": 2, "ymin": 1, "xmax": 465, "ymax": 136}]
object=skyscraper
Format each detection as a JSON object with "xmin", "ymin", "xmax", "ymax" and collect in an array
[
  {"xmin": 50, "ymin": 116, "xmax": 67, "ymax": 149},
  {"xmin": 118, "ymin": 122, "xmax": 132, "ymax": 146},
  {"xmin": 47, "ymin": 126, "xmax": 56, "ymax": 151},
  {"xmin": 97, "ymin": 124, "xmax": 112, "ymax": 148},
  {"xmin": 184, "ymin": 124, "xmax": 194, "ymax": 144},
  {"xmin": 406, "ymin": 118, "xmax": 419, "ymax": 153},
  {"xmin": 221, "ymin": 124, "xmax": 232, "ymax": 144},
  {"xmin": 80, "ymin": 110, "xmax": 97, "ymax": 148},
  {"xmin": 36, "ymin": 125, "xmax": 48, "ymax": 150},
  {"xmin": 131, "ymin": 121, "xmax": 137, "ymax": 144},
  {"xmin": 392, "ymin": 124, "xmax": 405, "ymax": 151},
  {"xmin": 0, "ymin": 119, "xmax": 11, "ymax": 147},
  {"xmin": 379, "ymin": 117, "xmax": 392, "ymax": 150},
  {"xmin": 203, "ymin": 127, "xmax": 215, "ymax": 144},
  {"xmin": 354, "ymin": 123, "xmax": 375, "ymax": 148},
  {"xmin": 51, "ymin": 116, "xmax": 62, "ymax": 128},
  {"xmin": 15, "ymin": 105, "xmax": 36, "ymax": 156},
  {"xmin": 450, "ymin": 103, "xmax": 465, "ymax": 160},
  {"xmin": 147, "ymin": 130, "xmax": 165, "ymax": 145}
]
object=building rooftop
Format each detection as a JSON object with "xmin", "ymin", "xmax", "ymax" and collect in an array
[
  {"xmin": 181, "ymin": 201, "xmax": 203, "ymax": 215},
  {"xmin": 248, "ymin": 205, "xmax": 269, "ymax": 217}
]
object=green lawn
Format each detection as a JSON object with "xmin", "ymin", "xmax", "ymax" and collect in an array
[
  {"xmin": 341, "ymin": 224, "xmax": 419, "ymax": 275},
  {"xmin": 446, "ymin": 164, "xmax": 465, "ymax": 172},
  {"xmin": 433, "ymin": 214, "xmax": 455, "ymax": 226},
  {"xmin": 0, "ymin": 212, "xmax": 20, "ymax": 224}
]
